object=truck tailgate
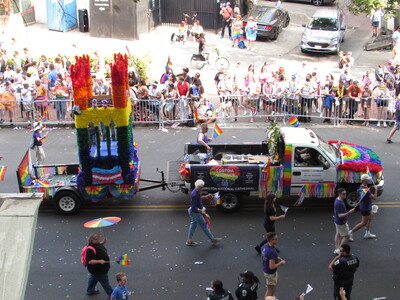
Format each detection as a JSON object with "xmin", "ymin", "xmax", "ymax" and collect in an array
[{"xmin": 167, "ymin": 160, "xmax": 185, "ymax": 186}]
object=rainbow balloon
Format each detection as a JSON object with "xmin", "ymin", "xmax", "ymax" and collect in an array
[
  {"xmin": 288, "ymin": 116, "xmax": 299, "ymax": 127},
  {"xmin": 116, "ymin": 254, "xmax": 130, "ymax": 266}
]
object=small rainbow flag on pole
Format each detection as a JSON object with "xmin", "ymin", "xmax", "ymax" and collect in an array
[
  {"xmin": 295, "ymin": 185, "xmax": 306, "ymax": 206},
  {"xmin": 213, "ymin": 123, "xmax": 223, "ymax": 139},
  {"xmin": 166, "ymin": 56, "xmax": 172, "ymax": 67},
  {"xmin": 205, "ymin": 214, "xmax": 211, "ymax": 230},
  {"xmin": 41, "ymin": 106, "xmax": 49, "ymax": 122},
  {"xmin": 193, "ymin": 109, "xmax": 199, "ymax": 124},
  {"xmin": 0, "ymin": 166, "xmax": 7, "ymax": 181},
  {"xmin": 116, "ymin": 254, "xmax": 130, "ymax": 266},
  {"xmin": 280, "ymin": 205, "xmax": 289, "ymax": 214},
  {"xmin": 366, "ymin": 166, "xmax": 374, "ymax": 184},
  {"xmin": 213, "ymin": 192, "xmax": 221, "ymax": 206}
]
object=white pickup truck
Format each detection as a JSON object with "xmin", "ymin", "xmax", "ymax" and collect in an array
[{"xmin": 177, "ymin": 127, "xmax": 384, "ymax": 212}]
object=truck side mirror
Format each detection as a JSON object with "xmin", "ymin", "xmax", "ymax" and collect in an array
[{"xmin": 323, "ymin": 161, "xmax": 330, "ymax": 169}]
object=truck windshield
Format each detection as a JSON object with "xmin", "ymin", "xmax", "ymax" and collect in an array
[{"xmin": 318, "ymin": 137, "xmax": 340, "ymax": 165}]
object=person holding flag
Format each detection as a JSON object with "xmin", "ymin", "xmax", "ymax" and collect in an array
[
  {"xmin": 197, "ymin": 123, "xmax": 212, "ymax": 151},
  {"xmin": 32, "ymin": 121, "xmax": 48, "ymax": 165},
  {"xmin": 348, "ymin": 174, "xmax": 378, "ymax": 240},
  {"xmin": 333, "ymin": 188, "xmax": 355, "ymax": 255}
]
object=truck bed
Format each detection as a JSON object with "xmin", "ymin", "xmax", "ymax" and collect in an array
[{"xmin": 185, "ymin": 142, "xmax": 268, "ymax": 157}]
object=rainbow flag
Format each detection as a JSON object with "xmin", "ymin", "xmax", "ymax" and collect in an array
[
  {"xmin": 166, "ymin": 56, "xmax": 172, "ymax": 67},
  {"xmin": 41, "ymin": 106, "xmax": 49, "ymax": 122},
  {"xmin": 0, "ymin": 166, "xmax": 7, "ymax": 181},
  {"xmin": 213, "ymin": 192, "xmax": 221, "ymax": 206},
  {"xmin": 205, "ymin": 214, "xmax": 211, "ymax": 230},
  {"xmin": 366, "ymin": 167, "xmax": 374, "ymax": 184},
  {"xmin": 116, "ymin": 254, "xmax": 130, "ymax": 266},
  {"xmin": 295, "ymin": 185, "xmax": 306, "ymax": 206},
  {"xmin": 358, "ymin": 188, "xmax": 369, "ymax": 200},
  {"xmin": 280, "ymin": 205, "xmax": 289, "ymax": 214},
  {"xmin": 213, "ymin": 123, "xmax": 223, "ymax": 139},
  {"xmin": 193, "ymin": 109, "xmax": 199, "ymax": 124},
  {"xmin": 261, "ymin": 162, "xmax": 269, "ymax": 173}
]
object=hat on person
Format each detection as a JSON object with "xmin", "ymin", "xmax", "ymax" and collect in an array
[
  {"xmin": 361, "ymin": 174, "xmax": 372, "ymax": 181},
  {"xmin": 248, "ymin": 16, "xmax": 255, "ymax": 21},
  {"xmin": 227, "ymin": 2, "xmax": 231, "ymax": 6},
  {"xmin": 23, "ymin": 81, "xmax": 29, "ymax": 86},
  {"xmin": 151, "ymin": 81, "xmax": 158, "ymax": 86},
  {"xmin": 240, "ymin": 270, "xmax": 255, "ymax": 279},
  {"xmin": 33, "ymin": 122, "xmax": 43, "ymax": 131},
  {"xmin": 291, "ymin": 74, "xmax": 296, "ymax": 79}
]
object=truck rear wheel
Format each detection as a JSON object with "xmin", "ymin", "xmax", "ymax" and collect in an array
[
  {"xmin": 346, "ymin": 190, "xmax": 360, "ymax": 208},
  {"xmin": 54, "ymin": 190, "xmax": 81, "ymax": 215},
  {"xmin": 218, "ymin": 193, "xmax": 240, "ymax": 212}
]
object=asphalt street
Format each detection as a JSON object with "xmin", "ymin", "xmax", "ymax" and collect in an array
[{"xmin": 1, "ymin": 124, "xmax": 399, "ymax": 299}]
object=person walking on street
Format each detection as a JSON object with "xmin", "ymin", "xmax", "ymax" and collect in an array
[
  {"xmin": 370, "ymin": 9, "xmax": 383, "ymax": 37},
  {"xmin": 186, "ymin": 179, "xmax": 221, "ymax": 246},
  {"xmin": 387, "ymin": 96, "xmax": 400, "ymax": 143},
  {"xmin": 333, "ymin": 188, "xmax": 355, "ymax": 254},
  {"xmin": 255, "ymin": 193, "xmax": 285, "ymax": 254},
  {"xmin": 85, "ymin": 232, "xmax": 113, "ymax": 296},
  {"xmin": 235, "ymin": 270, "xmax": 259, "ymax": 300},
  {"xmin": 245, "ymin": 16, "xmax": 257, "ymax": 51},
  {"xmin": 32, "ymin": 121, "xmax": 47, "ymax": 165},
  {"xmin": 348, "ymin": 174, "xmax": 378, "ymax": 240},
  {"xmin": 328, "ymin": 243, "xmax": 359, "ymax": 300},
  {"xmin": 219, "ymin": 3, "xmax": 233, "ymax": 39},
  {"xmin": 262, "ymin": 232, "xmax": 286, "ymax": 298},
  {"xmin": 207, "ymin": 279, "xmax": 234, "ymax": 300},
  {"xmin": 232, "ymin": 15, "xmax": 244, "ymax": 48},
  {"xmin": 111, "ymin": 272, "xmax": 131, "ymax": 300}
]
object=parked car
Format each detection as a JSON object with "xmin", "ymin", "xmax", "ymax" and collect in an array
[
  {"xmin": 287, "ymin": 0, "xmax": 335, "ymax": 6},
  {"xmin": 242, "ymin": 7, "xmax": 290, "ymax": 40},
  {"xmin": 300, "ymin": 8, "xmax": 346, "ymax": 54}
]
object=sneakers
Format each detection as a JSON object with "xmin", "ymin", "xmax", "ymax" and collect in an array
[
  {"xmin": 186, "ymin": 241, "xmax": 198, "ymax": 246},
  {"xmin": 383, "ymin": 121, "xmax": 387, "ymax": 128},
  {"xmin": 387, "ymin": 139, "xmax": 393, "ymax": 144},
  {"xmin": 334, "ymin": 248, "xmax": 340, "ymax": 255},
  {"xmin": 87, "ymin": 290, "xmax": 100, "ymax": 295},
  {"xmin": 211, "ymin": 238, "xmax": 222, "ymax": 244},
  {"xmin": 255, "ymin": 245, "xmax": 261, "ymax": 254},
  {"xmin": 250, "ymin": 117, "xmax": 254, "ymax": 123},
  {"xmin": 348, "ymin": 230, "xmax": 354, "ymax": 242},
  {"xmin": 377, "ymin": 121, "xmax": 381, "ymax": 127},
  {"xmin": 231, "ymin": 118, "xmax": 237, "ymax": 123},
  {"xmin": 364, "ymin": 232, "xmax": 376, "ymax": 239}
]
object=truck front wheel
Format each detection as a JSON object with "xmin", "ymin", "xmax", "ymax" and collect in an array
[
  {"xmin": 346, "ymin": 190, "xmax": 360, "ymax": 208},
  {"xmin": 218, "ymin": 193, "xmax": 240, "ymax": 212},
  {"xmin": 54, "ymin": 191, "xmax": 81, "ymax": 215}
]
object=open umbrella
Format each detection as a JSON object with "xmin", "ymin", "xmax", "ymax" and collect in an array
[{"xmin": 84, "ymin": 216, "xmax": 121, "ymax": 238}]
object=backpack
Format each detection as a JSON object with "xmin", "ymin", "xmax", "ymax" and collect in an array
[
  {"xmin": 238, "ymin": 40, "xmax": 246, "ymax": 49},
  {"xmin": 81, "ymin": 245, "xmax": 96, "ymax": 266}
]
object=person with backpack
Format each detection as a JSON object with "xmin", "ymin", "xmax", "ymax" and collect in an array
[
  {"xmin": 219, "ymin": 2, "xmax": 233, "ymax": 39},
  {"xmin": 387, "ymin": 96, "xmax": 400, "ymax": 143},
  {"xmin": 82, "ymin": 232, "xmax": 113, "ymax": 296}
]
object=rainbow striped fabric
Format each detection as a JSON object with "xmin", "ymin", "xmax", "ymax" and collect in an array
[
  {"xmin": 92, "ymin": 166, "xmax": 124, "ymax": 184},
  {"xmin": 116, "ymin": 254, "xmax": 130, "ymax": 266}
]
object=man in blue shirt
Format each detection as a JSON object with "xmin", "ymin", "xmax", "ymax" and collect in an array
[
  {"xmin": 262, "ymin": 232, "xmax": 286, "ymax": 298},
  {"xmin": 47, "ymin": 64, "xmax": 59, "ymax": 90},
  {"xmin": 349, "ymin": 174, "xmax": 378, "ymax": 240},
  {"xmin": 186, "ymin": 179, "xmax": 221, "ymax": 246},
  {"xmin": 333, "ymin": 188, "xmax": 355, "ymax": 254}
]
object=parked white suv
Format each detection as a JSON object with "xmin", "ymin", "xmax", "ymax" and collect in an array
[{"xmin": 301, "ymin": 9, "xmax": 346, "ymax": 54}]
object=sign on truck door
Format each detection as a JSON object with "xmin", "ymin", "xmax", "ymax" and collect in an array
[{"xmin": 291, "ymin": 147, "xmax": 336, "ymax": 195}]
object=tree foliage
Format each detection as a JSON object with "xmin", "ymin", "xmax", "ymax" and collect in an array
[{"xmin": 348, "ymin": 0, "xmax": 399, "ymax": 19}]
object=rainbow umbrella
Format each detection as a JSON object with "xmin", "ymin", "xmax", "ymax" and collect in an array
[{"xmin": 84, "ymin": 216, "xmax": 121, "ymax": 238}]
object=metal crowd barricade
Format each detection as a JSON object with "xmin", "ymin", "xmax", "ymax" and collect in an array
[{"xmin": 0, "ymin": 94, "xmax": 397, "ymax": 128}]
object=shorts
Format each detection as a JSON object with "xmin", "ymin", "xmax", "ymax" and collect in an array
[
  {"xmin": 335, "ymin": 223, "xmax": 350, "ymax": 237},
  {"xmin": 301, "ymin": 97, "xmax": 313, "ymax": 108},
  {"xmin": 264, "ymin": 272, "xmax": 278, "ymax": 286},
  {"xmin": 372, "ymin": 21, "xmax": 379, "ymax": 27},
  {"xmin": 361, "ymin": 209, "xmax": 372, "ymax": 216},
  {"xmin": 375, "ymin": 99, "xmax": 388, "ymax": 107},
  {"xmin": 394, "ymin": 120, "xmax": 400, "ymax": 130}
]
